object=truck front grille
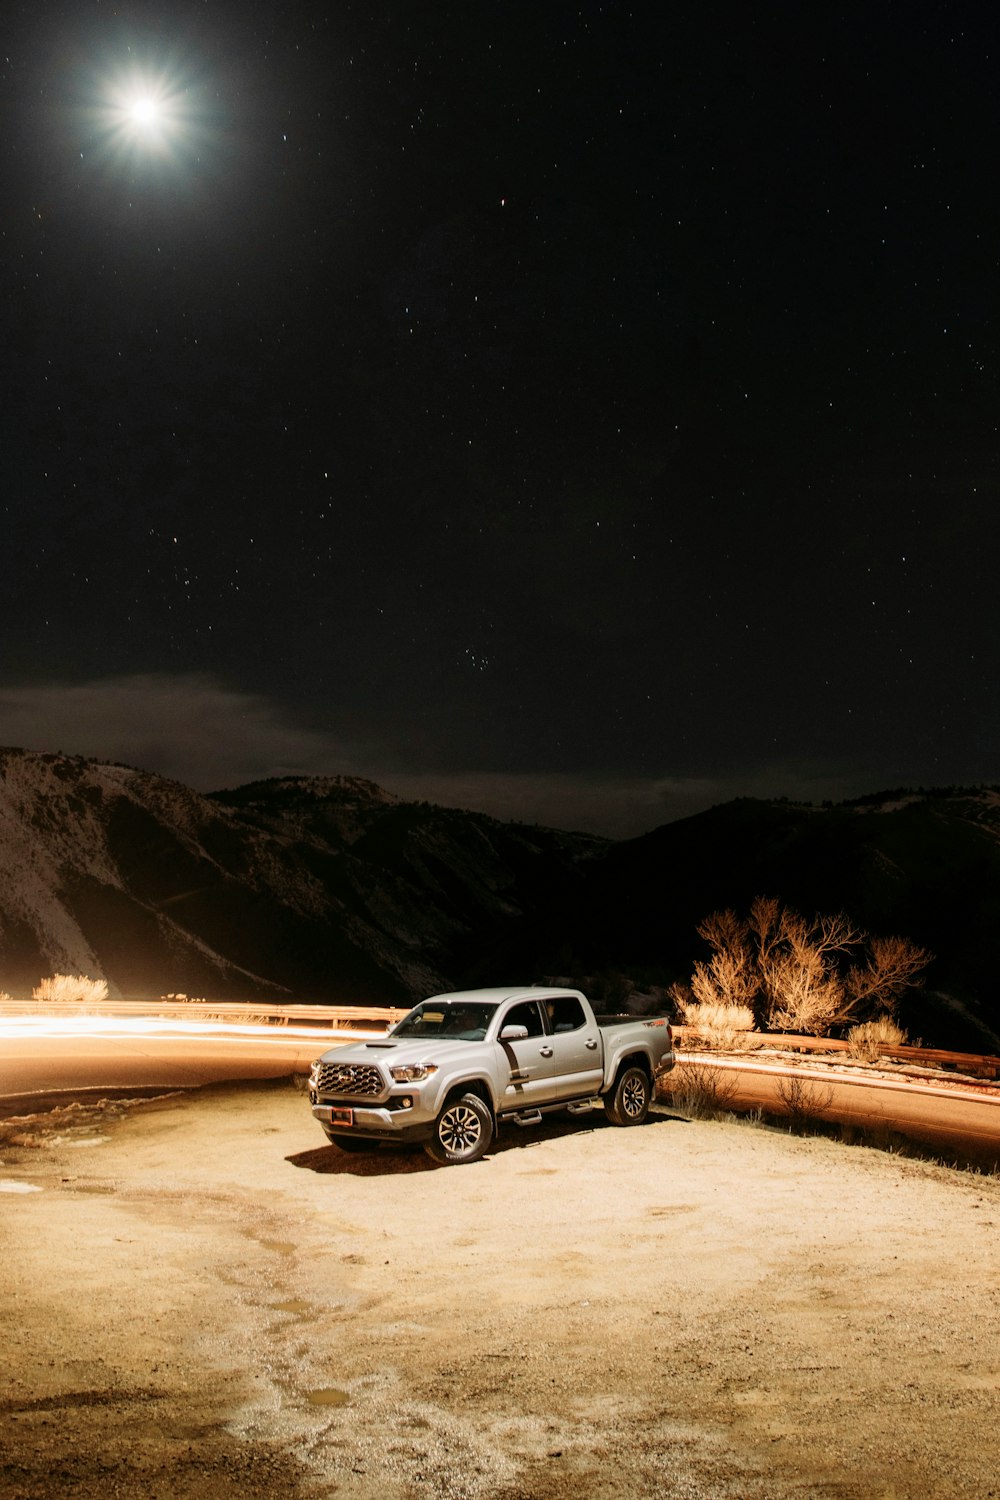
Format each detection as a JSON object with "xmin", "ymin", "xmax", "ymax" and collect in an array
[{"xmin": 313, "ymin": 1062, "xmax": 384, "ymax": 1097}]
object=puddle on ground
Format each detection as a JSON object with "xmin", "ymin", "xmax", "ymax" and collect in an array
[
  {"xmin": 273, "ymin": 1299, "xmax": 313, "ymax": 1316},
  {"xmin": 61, "ymin": 1137, "xmax": 111, "ymax": 1149},
  {"xmin": 0, "ymin": 1180, "xmax": 42, "ymax": 1193},
  {"xmin": 305, "ymin": 1387, "xmax": 350, "ymax": 1407}
]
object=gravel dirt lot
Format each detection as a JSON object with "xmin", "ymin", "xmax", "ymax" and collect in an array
[{"xmin": 1, "ymin": 1077, "xmax": 998, "ymax": 1500}]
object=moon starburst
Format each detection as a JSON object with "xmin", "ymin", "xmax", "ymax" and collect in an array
[
  {"xmin": 105, "ymin": 71, "xmax": 184, "ymax": 154},
  {"xmin": 128, "ymin": 95, "xmax": 162, "ymax": 129},
  {"xmin": 82, "ymin": 57, "xmax": 212, "ymax": 176}
]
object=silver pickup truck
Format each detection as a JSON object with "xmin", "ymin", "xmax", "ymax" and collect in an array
[{"xmin": 309, "ymin": 985, "xmax": 675, "ymax": 1164}]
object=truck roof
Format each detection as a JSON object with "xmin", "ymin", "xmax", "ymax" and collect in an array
[{"xmin": 423, "ymin": 986, "xmax": 584, "ymax": 1005}]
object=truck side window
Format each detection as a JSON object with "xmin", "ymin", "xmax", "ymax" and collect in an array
[
  {"xmin": 504, "ymin": 1001, "xmax": 545, "ymax": 1038},
  {"xmin": 547, "ymin": 996, "xmax": 586, "ymax": 1032}
]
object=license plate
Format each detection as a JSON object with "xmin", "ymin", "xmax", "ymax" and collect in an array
[{"xmin": 329, "ymin": 1107, "xmax": 353, "ymax": 1127}]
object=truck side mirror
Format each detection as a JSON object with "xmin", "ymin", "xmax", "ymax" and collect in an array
[{"xmin": 500, "ymin": 1024, "xmax": 529, "ymax": 1041}]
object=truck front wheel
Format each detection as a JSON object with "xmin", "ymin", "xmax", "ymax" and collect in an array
[
  {"xmin": 425, "ymin": 1092, "xmax": 494, "ymax": 1165},
  {"xmin": 604, "ymin": 1065, "xmax": 651, "ymax": 1126}
]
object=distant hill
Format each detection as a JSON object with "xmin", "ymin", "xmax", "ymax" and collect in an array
[
  {"xmin": 552, "ymin": 790, "xmax": 1000, "ymax": 1052},
  {"xmin": 0, "ymin": 748, "xmax": 604, "ymax": 1004},
  {"xmin": 0, "ymin": 749, "xmax": 998, "ymax": 1051}
]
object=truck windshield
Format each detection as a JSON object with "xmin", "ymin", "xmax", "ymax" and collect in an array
[{"xmin": 392, "ymin": 1001, "xmax": 498, "ymax": 1042}]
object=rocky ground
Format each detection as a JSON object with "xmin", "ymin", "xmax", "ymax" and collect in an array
[{"xmin": 1, "ymin": 1078, "xmax": 998, "ymax": 1500}]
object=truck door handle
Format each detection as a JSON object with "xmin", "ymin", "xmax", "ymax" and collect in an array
[
  {"xmin": 539, "ymin": 1045, "xmax": 553, "ymax": 1057},
  {"xmin": 585, "ymin": 1038, "xmax": 598, "ymax": 1049}
]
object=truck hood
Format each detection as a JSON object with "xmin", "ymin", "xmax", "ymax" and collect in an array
[{"xmin": 316, "ymin": 1037, "xmax": 483, "ymax": 1069}]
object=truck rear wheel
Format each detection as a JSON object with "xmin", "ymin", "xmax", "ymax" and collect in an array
[
  {"xmin": 604, "ymin": 1065, "xmax": 650, "ymax": 1126},
  {"xmin": 425, "ymin": 1092, "xmax": 493, "ymax": 1165}
]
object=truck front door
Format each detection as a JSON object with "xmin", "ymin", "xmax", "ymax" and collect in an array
[{"xmin": 495, "ymin": 999, "xmax": 557, "ymax": 1107}]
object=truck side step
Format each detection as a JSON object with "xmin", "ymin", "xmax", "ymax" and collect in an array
[{"xmin": 507, "ymin": 1097, "xmax": 603, "ymax": 1127}]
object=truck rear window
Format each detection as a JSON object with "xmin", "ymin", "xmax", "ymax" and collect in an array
[{"xmin": 545, "ymin": 996, "xmax": 587, "ymax": 1032}]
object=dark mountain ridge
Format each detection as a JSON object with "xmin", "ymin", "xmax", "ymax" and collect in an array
[
  {"xmin": 1, "ymin": 748, "xmax": 998, "ymax": 1051},
  {"xmin": 0, "ymin": 748, "xmax": 605, "ymax": 1004},
  {"xmin": 563, "ymin": 790, "xmax": 1000, "ymax": 1050}
]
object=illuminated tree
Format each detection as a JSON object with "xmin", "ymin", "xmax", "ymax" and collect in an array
[
  {"xmin": 690, "ymin": 909, "xmax": 757, "ymax": 1009},
  {"xmin": 687, "ymin": 899, "xmax": 930, "ymax": 1036}
]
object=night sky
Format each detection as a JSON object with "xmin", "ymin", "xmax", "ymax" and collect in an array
[{"xmin": 2, "ymin": 2, "xmax": 998, "ymax": 836}]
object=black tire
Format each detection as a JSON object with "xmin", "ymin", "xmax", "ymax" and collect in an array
[
  {"xmin": 424, "ymin": 1092, "xmax": 494, "ymax": 1165},
  {"xmin": 325, "ymin": 1133, "xmax": 374, "ymax": 1153},
  {"xmin": 603, "ymin": 1064, "xmax": 651, "ymax": 1126}
]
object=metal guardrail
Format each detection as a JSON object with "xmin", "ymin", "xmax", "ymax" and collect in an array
[
  {"xmin": 0, "ymin": 1000, "xmax": 408, "ymax": 1031},
  {"xmin": 673, "ymin": 1025, "xmax": 1000, "ymax": 1080}
]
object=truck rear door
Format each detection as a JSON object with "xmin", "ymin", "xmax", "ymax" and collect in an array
[{"xmin": 538, "ymin": 994, "xmax": 604, "ymax": 1099}]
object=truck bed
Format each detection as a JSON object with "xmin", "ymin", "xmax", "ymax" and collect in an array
[{"xmin": 595, "ymin": 1013, "xmax": 672, "ymax": 1028}]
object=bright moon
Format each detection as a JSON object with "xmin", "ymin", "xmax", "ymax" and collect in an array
[
  {"xmin": 129, "ymin": 97, "xmax": 161, "ymax": 127},
  {"xmin": 86, "ymin": 57, "xmax": 213, "ymax": 173}
]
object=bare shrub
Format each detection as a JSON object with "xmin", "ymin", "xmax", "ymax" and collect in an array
[
  {"xmin": 691, "ymin": 910, "xmax": 758, "ymax": 1011},
  {"xmin": 758, "ymin": 907, "xmax": 859, "ymax": 1035},
  {"xmin": 847, "ymin": 1016, "xmax": 908, "ymax": 1063},
  {"xmin": 32, "ymin": 973, "xmax": 109, "ymax": 1007},
  {"xmin": 686, "ymin": 897, "xmax": 931, "ymax": 1038},
  {"xmin": 679, "ymin": 1000, "xmax": 759, "ymax": 1052},
  {"xmin": 775, "ymin": 1072, "xmax": 834, "ymax": 1134},
  {"xmin": 666, "ymin": 980, "xmax": 693, "ymax": 1015},
  {"xmin": 843, "ymin": 937, "xmax": 932, "ymax": 1019},
  {"xmin": 665, "ymin": 1061, "xmax": 741, "ymax": 1119}
]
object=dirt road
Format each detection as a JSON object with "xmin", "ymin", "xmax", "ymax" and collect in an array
[{"xmin": 2, "ymin": 1078, "xmax": 998, "ymax": 1499}]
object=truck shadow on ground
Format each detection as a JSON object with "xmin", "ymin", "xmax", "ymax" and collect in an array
[{"xmin": 285, "ymin": 1109, "xmax": 687, "ymax": 1176}]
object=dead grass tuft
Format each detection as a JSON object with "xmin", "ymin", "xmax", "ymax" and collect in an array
[
  {"xmin": 31, "ymin": 973, "xmax": 109, "ymax": 1009},
  {"xmin": 679, "ymin": 1000, "xmax": 761, "ymax": 1052},
  {"xmin": 663, "ymin": 1061, "xmax": 741, "ymax": 1119},
  {"xmin": 775, "ymin": 1072, "xmax": 835, "ymax": 1133},
  {"xmin": 847, "ymin": 1016, "xmax": 908, "ymax": 1063}
]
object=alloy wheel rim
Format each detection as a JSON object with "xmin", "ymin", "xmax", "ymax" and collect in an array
[
  {"xmin": 623, "ymin": 1076, "xmax": 646, "ymax": 1117},
  {"xmin": 439, "ymin": 1104, "xmax": 482, "ymax": 1155}
]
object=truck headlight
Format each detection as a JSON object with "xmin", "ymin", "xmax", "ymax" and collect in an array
[{"xmin": 389, "ymin": 1063, "xmax": 438, "ymax": 1082}]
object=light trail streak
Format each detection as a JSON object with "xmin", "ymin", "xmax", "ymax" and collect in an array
[
  {"xmin": 0, "ymin": 1016, "xmax": 377, "ymax": 1043},
  {"xmin": 0, "ymin": 1012, "xmax": 376, "ymax": 1113}
]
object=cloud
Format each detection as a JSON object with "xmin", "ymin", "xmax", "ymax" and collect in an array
[
  {"xmin": 0, "ymin": 674, "xmax": 359, "ymax": 792},
  {"xmin": 0, "ymin": 673, "xmax": 888, "ymax": 839}
]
